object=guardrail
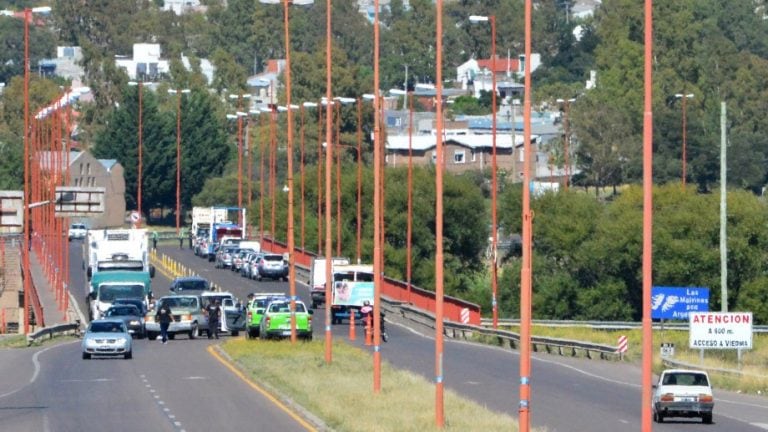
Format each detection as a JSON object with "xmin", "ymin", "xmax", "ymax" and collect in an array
[
  {"xmin": 388, "ymin": 301, "xmax": 622, "ymax": 361},
  {"xmin": 481, "ymin": 318, "xmax": 768, "ymax": 333},
  {"xmin": 26, "ymin": 322, "xmax": 80, "ymax": 346}
]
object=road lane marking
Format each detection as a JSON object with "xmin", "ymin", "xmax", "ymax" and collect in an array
[{"xmin": 207, "ymin": 345, "xmax": 319, "ymax": 432}]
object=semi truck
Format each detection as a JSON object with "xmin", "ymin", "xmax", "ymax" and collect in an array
[{"xmin": 84, "ymin": 228, "xmax": 155, "ymax": 280}]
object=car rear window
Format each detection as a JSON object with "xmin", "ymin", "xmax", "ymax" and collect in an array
[
  {"xmin": 264, "ymin": 255, "xmax": 283, "ymax": 262},
  {"xmin": 663, "ymin": 372, "xmax": 709, "ymax": 386}
]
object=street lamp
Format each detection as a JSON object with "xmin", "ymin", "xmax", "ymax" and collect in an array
[
  {"xmin": 229, "ymin": 93, "xmax": 252, "ymax": 226},
  {"xmin": 389, "ymin": 88, "xmax": 413, "ymax": 302},
  {"xmin": 556, "ymin": 98, "xmax": 576, "ymax": 190},
  {"xmin": 469, "ymin": 13, "xmax": 500, "ymax": 329},
  {"xmin": 262, "ymin": 0, "xmax": 314, "ymax": 344},
  {"xmin": 674, "ymin": 93, "xmax": 694, "ymax": 189},
  {"xmin": 128, "ymin": 81, "xmax": 143, "ymax": 226},
  {"xmin": 168, "ymin": 88, "xmax": 191, "ymax": 235}
]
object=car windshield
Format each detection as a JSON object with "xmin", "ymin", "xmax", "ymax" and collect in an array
[
  {"xmin": 89, "ymin": 322, "xmax": 125, "ymax": 333},
  {"xmin": 663, "ymin": 372, "xmax": 709, "ymax": 387},
  {"xmin": 106, "ymin": 306, "xmax": 140, "ymax": 316},
  {"xmin": 71, "ymin": 224, "xmax": 86, "ymax": 230},
  {"xmin": 161, "ymin": 297, "xmax": 198, "ymax": 309},
  {"xmin": 175, "ymin": 279, "xmax": 208, "ymax": 291},
  {"xmin": 98, "ymin": 284, "xmax": 145, "ymax": 301}
]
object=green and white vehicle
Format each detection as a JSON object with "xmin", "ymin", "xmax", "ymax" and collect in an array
[
  {"xmin": 259, "ymin": 298, "xmax": 313, "ymax": 340},
  {"xmin": 245, "ymin": 293, "xmax": 288, "ymax": 338},
  {"xmin": 88, "ymin": 271, "xmax": 152, "ymax": 321}
]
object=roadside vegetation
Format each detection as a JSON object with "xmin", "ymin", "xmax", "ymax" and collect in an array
[{"xmin": 220, "ymin": 339, "xmax": 536, "ymax": 432}]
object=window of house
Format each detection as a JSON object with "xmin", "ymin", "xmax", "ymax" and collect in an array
[
  {"xmin": 86, "ymin": 163, "xmax": 91, "ymax": 175},
  {"xmin": 79, "ymin": 163, "xmax": 83, "ymax": 175},
  {"xmin": 471, "ymin": 151, "xmax": 477, "ymax": 162},
  {"xmin": 454, "ymin": 151, "xmax": 465, "ymax": 164}
]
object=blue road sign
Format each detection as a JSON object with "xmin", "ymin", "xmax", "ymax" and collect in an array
[{"xmin": 651, "ymin": 286, "xmax": 709, "ymax": 320}]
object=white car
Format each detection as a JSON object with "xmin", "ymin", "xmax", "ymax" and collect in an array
[
  {"xmin": 652, "ymin": 369, "xmax": 714, "ymax": 424},
  {"xmin": 68, "ymin": 223, "xmax": 87, "ymax": 241},
  {"xmin": 81, "ymin": 319, "xmax": 133, "ymax": 359}
]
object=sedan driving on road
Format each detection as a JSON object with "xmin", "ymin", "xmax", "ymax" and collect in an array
[
  {"xmin": 653, "ymin": 369, "xmax": 714, "ymax": 424},
  {"xmin": 82, "ymin": 319, "xmax": 133, "ymax": 359}
]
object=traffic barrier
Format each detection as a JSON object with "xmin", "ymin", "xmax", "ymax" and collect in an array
[{"xmin": 26, "ymin": 322, "xmax": 80, "ymax": 345}]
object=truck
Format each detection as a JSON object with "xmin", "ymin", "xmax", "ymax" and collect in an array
[
  {"xmin": 200, "ymin": 207, "xmax": 247, "ymax": 261},
  {"xmin": 330, "ymin": 264, "xmax": 374, "ymax": 324},
  {"xmin": 308, "ymin": 256, "xmax": 350, "ymax": 309},
  {"xmin": 88, "ymin": 270, "xmax": 152, "ymax": 321},
  {"xmin": 191, "ymin": 207, "xmax": 228, "ymax": 256},
  {"xmin": 84, "ymin": 228, "xmax": 155, "ymax": 280}
]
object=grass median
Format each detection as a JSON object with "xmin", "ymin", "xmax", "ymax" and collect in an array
[{"xmin": 220, "ymin": 339, "xmax": 526, "ymax": 432}]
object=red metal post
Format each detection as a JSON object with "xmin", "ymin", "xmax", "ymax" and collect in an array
[
  {"xmin": 22, "ymin": 8, "xmax": 29, "ymax": 334},
  {"xmin": 373, "ymin": 0, "xmax": 383, "ymax": 395},
  {"xmin": 137, "ymin": 81, "xmax": 143, "ymax": 226},
  {"xmin": 324, "ymin": 0, "xmax": 334, "ymax": 364},
  {"xmin": 433, "ymin": 0, "xmax": 445, "ymax": 424}
]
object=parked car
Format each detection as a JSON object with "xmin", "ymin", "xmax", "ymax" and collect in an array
[
  {"xmin": 112, "ymin": 297, "xmax": 148, "ymax": 316},
  {"xmin": 246, "ymin": 253, "xmax": 264, "ymax": 280},
  {"xmin": 259, "ymin": 298, "xmax": 313, "ymax": 340},
  {"xmin": 215, "ymin": 246, "xmax": 238, "ymax": 269},
  {"xmin": 169, "ymin": 276, "xmax": 211, "ymax": 294},
  {"xmin": 145, "ymin": 295, "xmax": 207, "ymax": 340},
  {"xmin": 104, "ymin": 304, "xmax": 145, "ymax": 338},
  {"xmin": 68, "ymin": 223, "xmax": 87, "ymax": 241},
  {"xmin": 200, "ymin": 291, "xmax": 246, "ymax": 337},
  {"xmin": 245, "ymin": 293, "xmax": 288, "ymax": 338},
  {"xmin": 256, "ymin": 253, "xmax": 288, "ymax": 281},
  {"xmin": 653, "ymin": 369, "xmax": 714, "ymax": 424},
  {"xmin": 81, "ymin": 319, "xmax": 133, "ymax": 359}
]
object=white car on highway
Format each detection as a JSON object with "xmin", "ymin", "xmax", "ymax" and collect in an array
[{"xmin": 653, "ymin": 368, "xmax": 714, "ymax": 424}]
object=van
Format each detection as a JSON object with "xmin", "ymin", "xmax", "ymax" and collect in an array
[{"xmin": 309, "ymin": 256, "xmax": 350, "ymax": 309}]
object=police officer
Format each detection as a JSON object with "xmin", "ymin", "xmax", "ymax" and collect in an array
[{"xmin": 205, "ymin": 300, "xmax": 221, "ymax": 339}]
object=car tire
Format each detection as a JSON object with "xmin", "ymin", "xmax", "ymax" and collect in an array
[
  {"xmin": 702, "ymin": 413, "xmax": 712, "ymax": 424},
  {"xmin": 247, "ymin": 328, "xmax": 258, "ymax": 339},
  {"xmin": 189, "ymin": 323, "xmax": 198, "ymax": 339},
  {"xmin": 231, "ymin": 330, "xmax": 239, "ymax": 337},
  {"xmin": 124, "ymin": 350, "xmax": 132, "ymax": 360},
  {"xmin": 82, "ymin": 352, "xmax": 91, "ymax": 360},
  {"xmin": 653, "ymin": 411, "xmax": 663, "ymax": 423}
]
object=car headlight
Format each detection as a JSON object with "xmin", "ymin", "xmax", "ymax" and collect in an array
[
  {"xmin": 85, "ymin": 338, "xmax": 99, "ymax": 347},
  {"xmin": 116, "ymin": 337, "xmax": 128, "ymax": 345},
  {"xmin": 129, "ymin": 320, "xmax": 140, "ymax": 326}
]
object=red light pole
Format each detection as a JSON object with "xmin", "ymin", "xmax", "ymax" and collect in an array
[
  {"xmin": 675, "ymin": 92, "xmax": 694, "ymax": 189},
  {"xmin": 230, "ymin": 93, "xmax": 252, "ymax": 227},
  {"xmin": 324, "ymin": 0, "xmax": 334, "ymax": 364},
  {"xmin": 22, "ymin": 7, "xmax": 31, "ymax": 334},
  {"xmin": 519, "ymin": 0, "xmax": 533, "ymax": 429},
  {"xmin": 168, "ymin": 88, "xmax": 190, "ymax": 235},
  {"xmin": 433, "ymin": 0, "xmax": 445, "ymax": 423},
  {"xmin": 470, "ymin": 14, "xmax": 499, "ymax": 329},
  {"xmin": 128, "ymin": 81, "xmax": 143, "ymax": 225}
]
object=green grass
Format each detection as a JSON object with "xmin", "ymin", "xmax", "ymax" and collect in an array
[
  {"xmin": 0, "ymin": 333, "xmax": 80, "ymax": 348},
  {"xmin": 221, "ymin": 339, "xmax": 538, "ymax": 432},
  {"xmin": 0, "ymin": 335, "xmax": 28, "ymax": 348},
  {"xmin": 494, "ymin": 325, "xmax": 768, "ymax": 395}
]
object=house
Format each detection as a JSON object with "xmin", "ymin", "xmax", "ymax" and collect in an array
[
  {"xmin": 115, "ymin": 43, "xmax": 170, "ymax": 81},
  {"xmin": 67, "ymin": 151, "xmax": 126, "ymax": 229},
  {"xmin": 247, "ymin": 59, "xmax": 285, "ymax": 110},
  {"xmin": 163, "ymin": 0, "xmax": 205, "ymax": 15},
  {"xmin": 457, "ymin": 54, "xmax": 540, "ymax": 99}
]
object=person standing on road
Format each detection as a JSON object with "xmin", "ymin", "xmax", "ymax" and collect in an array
[
  {"xmin": 205, "ymin": 300, "xmax": 221, "ymax": 339},
  {"xmin": 178, "ymin": 228, "xmax": 185, "ymax": 249},
  {"xmin": 151, "ymin": 230, "xmax": 158, "ymax": 250},
  {"xmin": 156, "ymin": 302, "xmax": 172, "ymax": 344}
]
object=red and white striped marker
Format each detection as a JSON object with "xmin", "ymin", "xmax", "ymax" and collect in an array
[
  {"xmin": 617, "ymin": 335, "xmax": 628, "ymax": 353},
  {"xmin": 460, "ymin": 307, "xmax": 470, "ymax": 324}
]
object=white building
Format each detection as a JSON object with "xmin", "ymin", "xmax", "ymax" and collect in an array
[
  {"xmin": 115, "ymin": 43, "xmax": 170, "ymax": 81},
  {"xmin": 162, "ymin": 0, "xmax": 203, "ymax": 15}
]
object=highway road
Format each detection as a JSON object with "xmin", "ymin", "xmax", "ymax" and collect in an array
[{"xmin": 0, "ymin": 242, "xmax": 765, "ymax": 431}]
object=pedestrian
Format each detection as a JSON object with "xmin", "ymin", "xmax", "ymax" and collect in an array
[
  {"xmin": 205, "ymin": 300, "xmax": 221, "ymax": 339},
  {"xmin": 188, "ymin": 229, "xmax": 194, "ymax": 250},
  {"xmin": 155, "ymin": 301, "xmax": 172, "ymax": 344},
  {"xmin": 178, "ymin": 228, "xmax": 185, "ymax": 249},
  {"xmin": 151, "ymin": 230, "xmax": 158, "ymax": 250}
]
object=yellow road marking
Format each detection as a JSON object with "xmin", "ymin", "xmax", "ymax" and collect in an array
[{"xmin": 206, "ymin": 345, "xmax": 318, "ymax": 432}]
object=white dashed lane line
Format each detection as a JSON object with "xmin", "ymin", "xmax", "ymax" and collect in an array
[{"xmin": 140, "ymin": 374, "xmax": 186, "ymax": 432}]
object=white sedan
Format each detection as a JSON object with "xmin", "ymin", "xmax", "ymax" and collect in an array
[
  {"xmin": 81, "ymin": 319, "xmax": 133, "ymax": 360},
  {"xmin": 653, "ymin": 368, "xmax": 714, "ymax": 424}
]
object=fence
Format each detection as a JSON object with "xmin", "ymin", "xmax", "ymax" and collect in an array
[{"xmin": 260, "ymin": 237, "xmax": 482, "ymax": 325}]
